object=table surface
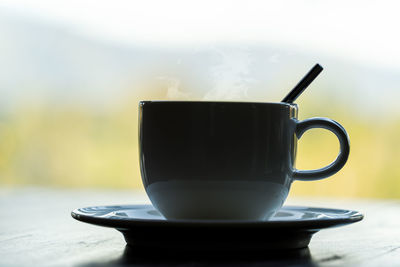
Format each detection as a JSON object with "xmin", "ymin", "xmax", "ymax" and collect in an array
[{"xmin": 1, "ymin": 187, "xmax": 400, "ymax": 267}]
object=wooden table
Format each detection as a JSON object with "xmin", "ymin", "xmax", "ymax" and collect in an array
[{"xmin": 1, "ymin": 187, "xmax": 400, "ymax": 266}]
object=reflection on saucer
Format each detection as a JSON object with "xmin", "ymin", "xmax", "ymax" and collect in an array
[{"xmin": 72, "ymin": 204, "xmax": 363, "ymax": 251}]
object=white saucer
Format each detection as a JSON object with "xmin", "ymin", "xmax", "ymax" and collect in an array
[{"xmin": 71, "ymin": 205, "xmax": 363, "ymax": 250}]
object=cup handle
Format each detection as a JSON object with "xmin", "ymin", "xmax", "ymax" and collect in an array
[{"xmin": 293, "ymin": 117, "xmax": 350, "ymax": 181}]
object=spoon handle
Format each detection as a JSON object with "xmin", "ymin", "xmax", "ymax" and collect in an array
[{"xmin": 282, "ymin": 63, "xmax": 323, "ymax": 103}]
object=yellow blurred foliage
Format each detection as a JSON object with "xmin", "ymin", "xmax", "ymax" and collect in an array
[{"xmin": 0, "ymin": 97, "xmax": 399, "ymax": 198}]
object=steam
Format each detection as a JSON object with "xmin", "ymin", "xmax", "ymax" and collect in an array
[
  {"xmin": 203, "ymin": 48, "xmax": 254, "ymax": 100},
  {"xmin": 158, "ymin": 47, "xmax": 256, "ymax": 101},
  {"xmin": 157, "ymin": 76, "xmax": 191, "ymax": 99}
]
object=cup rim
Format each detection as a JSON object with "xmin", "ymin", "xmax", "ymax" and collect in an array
[{"xmin": 139, "ymin": 100, "xmax": 298, "ymax": 108}]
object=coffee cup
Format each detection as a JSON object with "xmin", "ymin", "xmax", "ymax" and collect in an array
[{"xmin": 139, "ymin": 101, "xmax": 349, "ymax": 220}]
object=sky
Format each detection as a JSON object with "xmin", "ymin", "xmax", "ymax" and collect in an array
[{"xmin": 0, "ymin": 0, "xmax": 399, "ymax": 69}]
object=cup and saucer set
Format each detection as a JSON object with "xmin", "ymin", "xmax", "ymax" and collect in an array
[{"xmin": 72, "ymin": 101, "xmax": 363, "ymax": 250}]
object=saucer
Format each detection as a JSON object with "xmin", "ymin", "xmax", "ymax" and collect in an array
[{"xmin": 71, "ymin": 205, "xmax": 363, "ymax": 250}]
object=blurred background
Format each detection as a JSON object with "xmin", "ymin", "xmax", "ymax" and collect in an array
[{"xmin": 0, "ymin": 0, "xmax": 399, "ymax": 198}]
